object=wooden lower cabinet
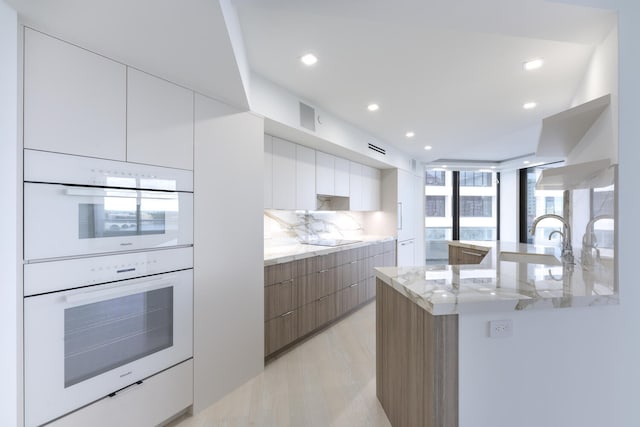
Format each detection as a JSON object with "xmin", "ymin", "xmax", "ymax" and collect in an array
[
  {"xmin": 265, "ymin": 240, "xmax": 396, "ymax": 358},
  {"xmin": 317, "ymin": 293, "xmax": 337, "ymax": 325},
  {"xmin": 448, "ymin": 243, "xmax": 489, "ymax": 265}
]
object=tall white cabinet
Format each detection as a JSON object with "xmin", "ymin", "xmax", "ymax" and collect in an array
[
  {"xmin": 296, "ymin": 145, "xmax": 317, "ymax": 210},
  {"xmin": 264, "ymin": 135, "xmax": 273, "ymax": 209},
  {"xmin": 272, "ymin": 137, "xmax": 296, "ymax": 210},
  {"xmin": 23, "ymin": 28, "xmax": 126, "ymax": 160},
  {"xmin": 126, "ymin": 68, "xmax": 194, "ymax": 170}
]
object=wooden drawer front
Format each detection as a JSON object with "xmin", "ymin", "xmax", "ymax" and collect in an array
[
  {"xmin": 372, "ymin": 253, "xmax": 384, "ymax": 269},
  {"xmin": 265, "ymin": 279, "xmax": 297, "ymax": 321},
  {"xmin": 383, "ymin": 240, "xmax": 396, "ymax": 253},
  {"xmin": 296, "ymin": 256, "xmax": 318, "ymax": 277},
  {"xmin": 336, "ymin": 248, "xmax": 356, "ymax": 266},
  {"xmin": 298, "ymin": 302, "xmax": 318, "ymax": 337},
  {"xmin": 265, "ymin": 310, "xmax": 299, "ymax": 355},
  {"xmin": 338, "ymin": 260, "xmax": 360, "ymax": 290},
  {"xmin": 368, "ymin": 242, "xmax": 384, "ymax": 258},
  {"xmin": 362, "ymin": 256, "xmax": 375, "ymax": 279},
  {"xmin": 297, "ymin": 274, "xmax": 319, "ymax": 306},
  {"xmin": 359, "ymin": 276, "xmax": 375, "ymax": 303},
  {"xmin": 317, "ymin": 268, "xmax": 337, "ymax": 299},
  {"xmin": 318, "ymin": 253, "xmax": 337, "ymax": 270},
  {"xmin": 317, "ymin": 293, "xmax": 337, "ymax": 326},
  {"xmin": 461, "ymin": 248, "xmax": 488, "ymax": 264},
  {"xmin": 383, "ymin": 250, "xmax": 396, "ymax": 267},
  {"xmin": 338, "ymin": 283, "xmax": 360, "ymax": 317},
  {"xmin": 265, "ymin": 262, "xmax": 293, "ymax": 286}
]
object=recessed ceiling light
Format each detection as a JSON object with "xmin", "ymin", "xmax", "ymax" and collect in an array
[
  {"xmin": 523, "ymin": 102, "xmax": 537, "ymax": 110},
  {"xmin": 300, "ymin": 53, "xmax": 318, "ymax": 66},
  {"xmin": 523, "ymin": 58, "xmax": 544, "ymax": 71},
  {"xmin": 367, "ymin": 103, "xmax": 380, "ymax": 112},
  {"xmin": 406, "ymin": 131, "xmax": 415, "ymax": 138},
  {"xmin": 490, "ymin": 166, "xmax": 497, "ymax": 169},
  {"xmin": 523, "ymin": 160, "xmax": 531, "ymax": 164},
  {"xmin": 441, "ymin": 165, "xmax": 447, "ymax": 168},
  {"xmin": 424, "ymin": 145, "xmax": 432, "ymax": 150}
]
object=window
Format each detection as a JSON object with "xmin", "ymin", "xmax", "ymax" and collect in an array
[
  {"xmin": 519, "ymin": 164, "xmax": 564, "ymax": 244},
  {"xmin": 545, "ymin": 196, "xmax": 556, "ymax": 214},
  {"xmin": 426, "ymin": 196, "xmax": 446, "ymax": 217},
  {"xmin": 460, "ymin": 171, "xmax": 492, "ymax": 187},
  {"xmin": 460, "ymin": 196, "xmax": 492, "ymax": 217},
  {"xmin": 426, "ymin": 170, "xmax": 446, "ymax": 186}
]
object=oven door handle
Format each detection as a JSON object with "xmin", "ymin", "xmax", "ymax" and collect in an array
[
  {"xmin": 64, "ymin": 187, "xmax": 178, "ymax": 200},
  {"xmin": 65, "ymin": 276, "xmax": 175, "ymax": 305}
]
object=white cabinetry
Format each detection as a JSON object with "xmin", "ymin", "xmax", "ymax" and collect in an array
[
  {"xmin": 48, "ymin": 360, "xmax": 193, "ymax": 427},
  {"xmin": 296, "ymin": 144, "xmax": 316, "ymax": 210},
  {"xmin": 272, "ymin": 137, "xmax": 296, "ymax": 210},
  {"xmin": 349, "ymin": 161, "xmax": 363, "ymax": 210},
  {"xmin": 264, "ymin": 135, "xmax": 273, "ymax": 209},
  {"xmin": 126, "ymin": 69, "xmax": 194, "ymax": 170},
  {"xmin": 334, "ymin": 157, "xmax": 350, "ymax": 197},
  {"xmin": 24, "ymin": 28, "xmax": 126, "ymax": 160},
  {"xmin": 397, "ymin": 239, "xmax": 416, "ymax": 267},
  {"xmin": 316, "ymin": 151, "xmax": 335, "ymax": 196},
  {"xmin": 363, "ymin": 165, "xmax": 381, "ymax": 211},
  {"xmin": 397, "ymin": 168, "xmax": 417, "ymax": 241}
]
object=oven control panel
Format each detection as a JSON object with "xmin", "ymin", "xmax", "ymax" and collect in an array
[{"xmin": 24, "ymin": 246, "xmax": 193, "ymax": 296}]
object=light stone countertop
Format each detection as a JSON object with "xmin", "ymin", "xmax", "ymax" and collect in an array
[
  {"xmin": 264, "ymin": 235, "xmax": 396, "ymax": 266},
  {"xmin": 375, "ymin": 240, "xmax": 617, "ymax": 315}
]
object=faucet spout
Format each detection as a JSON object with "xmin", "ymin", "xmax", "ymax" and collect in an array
[
  {"xmin": 581, "ymin": 215, "xmax": 614, "ymax": 264},
  {"xmin": 530, "ymin": 214, "xmax": 574, "ymax": 264}
]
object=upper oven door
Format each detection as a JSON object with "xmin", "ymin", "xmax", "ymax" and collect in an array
[{"xmin": 24, "ymin": 183, "xmax": 193, "ymax": 261}]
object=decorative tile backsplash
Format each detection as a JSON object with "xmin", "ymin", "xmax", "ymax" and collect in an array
[{"xmin": 264, "ymin": 210, "xmax": 365, "ymax": 244}]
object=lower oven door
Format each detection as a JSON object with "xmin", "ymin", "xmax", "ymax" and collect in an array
[{"xmin": 24, "ymin": 269, "xmax": 193, "ymax": 427}]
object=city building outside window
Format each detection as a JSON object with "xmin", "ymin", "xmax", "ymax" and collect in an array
[{"xmin": 426, "ymin": 195, "xmax": 446, "ymax": 217}]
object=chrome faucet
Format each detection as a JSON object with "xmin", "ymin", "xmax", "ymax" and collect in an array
[
  {"xmin": 581, "ymin": 215, "xmax": 614, "ymax": 264},
  {"xmin": 530, "ymin": 214, "xmax": 574, "ymax": 264}
]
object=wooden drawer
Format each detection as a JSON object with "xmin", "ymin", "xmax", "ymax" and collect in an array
[
  {"xmin": 383, "ymin": 240, "xmax": 396, "ymax": 253},
  {"xmin": 264, "ymin": 262, "xmax": 293, "ymax": 286},
  {"xmin": 317, "ymin": 293, "xmax": 337, "ymax": 327},
  {"xmin": 460, "ymin": 247, "xmax": 488, "ymax": 264},
  {"xmin": 297, "ymin": 302, "xmax": 317, "ymax": 338},
  {"xmin": 296, "ymin": 256, "xmax": 318, "ymax": 277},
  {"xmin": 297, "ymin": 274, "xmax": 319, "ymax": 306},
  {"xmin": 338, "ymin": 260, "xmax": 360, "ymax": 290},
  {"xmin": 368, "ymin": 242, "xmax": 384, "ymax": 258},
  {"xmin": 317, "ymin": 267, "xmax": 337, "ymax": 298},
  {"xmin": 318, "ymin": 253, "xmax": 337, "ymax": 270},
  {"xmin": 265, "ymin": 278, "xmax": 298, "ymax": 321},
  {"xmin": 265, "ymin": 309, "xmax": 299, "ymax": 355},
  {"xmin": 336, "ymin": 248, "xmax": 357, "ymax": 266},
  {"xmin": 337, "ymin": 283, "xmax": 360, "ymax": 317},
  {"xmin": 383, "ymin": 250, "xmax": 396, "ymax": 267},
  {"xmin": 372, "ymin": 253, "xmax": 384, "ymax": 269}
]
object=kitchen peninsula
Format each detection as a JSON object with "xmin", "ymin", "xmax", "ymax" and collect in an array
[{"xmin": 375, "ymin": 240, "xmax": 617, "ymax": 427}]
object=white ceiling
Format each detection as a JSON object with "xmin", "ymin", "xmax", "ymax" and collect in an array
[
  {"xmin": 233, "ymin": 0, "xmax": 616, "ymax": 163},
  {"xmin": 6, "ymin": 0, "xmax": 250, "ymax": 110}
]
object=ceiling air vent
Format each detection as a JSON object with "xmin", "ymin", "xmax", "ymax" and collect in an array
[
  {"xmin": 299, "ymin": 102, "xmax": 316, "ymax": 132},
  {"xmin": 368, "ymin": 142, "xmax": 386, "ymax": 155}
]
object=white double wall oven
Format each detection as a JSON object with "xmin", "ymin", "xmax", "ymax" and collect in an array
[{"xmin": 23, "ymin": 150, "xmax": 194, "ymax": 426}]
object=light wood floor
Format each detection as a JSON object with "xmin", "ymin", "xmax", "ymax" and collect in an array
[{"xmin": 170, "ymin": 302, "xmax": 391, "ymax": 427}]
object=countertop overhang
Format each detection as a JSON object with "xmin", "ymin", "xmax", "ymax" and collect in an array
[{"xmin": 375, "ymin": 240, "xmax": 617, "ymax": 316}]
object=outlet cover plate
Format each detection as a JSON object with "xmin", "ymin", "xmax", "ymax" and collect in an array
[{"xmin": 489, "ymin": 319, "xmax": 513, "ymax": 338}]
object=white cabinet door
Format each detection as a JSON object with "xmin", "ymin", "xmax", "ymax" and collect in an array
[
  {"xmin": 363, "ymin": 165, "xmax": 381, "ymax": 211},
  {"xmin": 397, "ymin": 169, "xmax": 416, "ymax": 241},
  {"xmin": 24, "ymin": 28, "xmax": 126, "ymax": 160},
  {"xmin": 349, "ymin": 161, "xmax": 363, "ymax": 211},
  {"xmin": 127, "ymin": 68, "xmax": 194, "ymax": 170},
  {"xmin": 397, "ymin": 239, "xmax": 415, "ymax": 267},
  {"xmin": 316, "ymin": 151, "xmax": 335, "ymax": 196},
  {"xmin": 264, "ymin": 135, "xmax": 273, "ymax": 209},
  {"xmin": 296, "ymin": 145, "xmax": 316, "ymax": 210},
  {"xmin": 272, "ymin": 137, "xmax": 296, "ymax": 210},
  {"xmin": 334, "ymin": 157, "xmax": 350, "ymax": 197}
]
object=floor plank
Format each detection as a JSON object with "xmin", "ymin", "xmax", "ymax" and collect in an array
[{"xmin": 169, "ymin": 302, "xmax": 391, "ymax": 427}]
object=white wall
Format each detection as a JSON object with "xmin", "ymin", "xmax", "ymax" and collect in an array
[
  {"xmin": 193, "ymin": 94, "xmax": 264, "ymax": 413},
  {"xmin": 459, "ymin": 3, "xmax": 640, "ymax": 425},
  {"xmin": 0, "ymin": 2, "xmax": 19, "ymax": 425},
  {"xmin": 499, "ymin": 170, "xmax": 518, "ymax": 242}
]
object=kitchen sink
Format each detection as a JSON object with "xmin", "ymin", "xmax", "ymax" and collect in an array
[{"xmin": 499, "ymin": 251, "xmax": 561, "ymax": 265}]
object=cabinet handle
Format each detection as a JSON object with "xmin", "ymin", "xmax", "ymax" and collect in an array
[
  {"xmin": 319, "ymin": 269, "xmax": 329, "ymax": 273},
  {"xmin": 280, "ymin": 279, "xmax": 294, "ymax": 284},
  {"xmin": 462, "ymin": 251, "xmax": 483, "ymax": 257},
  {"xmin": 350, "ymin": 261, "xmax": 358, "ymax": 264},
  {"xmin": 318, "ymin": 295, "xmax": 331, "ymax": 302},
  {"xmin": 349, "ymin": 283, "xmax": 359, "ymax": 288},
  {"xmin": 397, "ymin": 202, "xmax": 403, "ymax": 230},
  {"xmin": 280, "ymin": 310, "xmax": 294, "ymax": 318}
]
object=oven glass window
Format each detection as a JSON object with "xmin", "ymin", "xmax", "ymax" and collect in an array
[
  {"xmin": 64, "ymin": 287, "xmax": 173, "ymax": 388},
  {"xmin": 78, "ymin": 194, "xmax": 177, "ymax": 239}
]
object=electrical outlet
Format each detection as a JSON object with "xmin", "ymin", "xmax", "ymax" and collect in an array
[{"xmin": 489, "ymin": 319, "xmax": 513, "ymax": 338}]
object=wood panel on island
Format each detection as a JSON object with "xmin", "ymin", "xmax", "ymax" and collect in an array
[
  {"xmin": 448, "ymin": 244, "xmax": 489, "ymax": 265},
  {"xmin": 264, "ymin": 240, "xmax": 396, "ymax": 358}
]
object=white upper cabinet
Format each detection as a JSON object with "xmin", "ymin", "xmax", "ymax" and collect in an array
[
  {"xmin": 272, "ymin": 137, "xmax": 296, "ymax": 210},
  {"xmin": 296, "ymin": 145, "xmax": 316, "ymax": 210},
  {"xmin": 334, "ymin": 157, "xmax": 350, "ymax": 197},
  {"xmin": 349, "ymin": 162, "xmax": 363, "ymax": 210},
  {"xmin": 397, "ymin": 169, "xmax": 417, "ymax": 241},
  {"xmin": 24, "ymin": 28, "xmax": 126, "ymax": 160},
  {"xmin": 264, "ymin": 135, "xmax": 273, "ymax": 209},
  {"xmin": 127, "ymin": 69, "xmax": 194, "ymax": 170},
  {"xmin": 363, "ymin": 165, "xmax": 381, "ymax": 211},
  {"xmin": 316, "ymin": 151, "xmax": 335, "ymax": 196}
]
